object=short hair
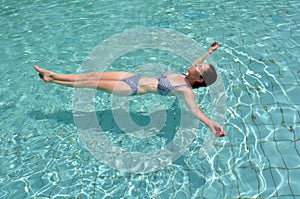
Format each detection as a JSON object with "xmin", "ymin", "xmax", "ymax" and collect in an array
[{"xmin": 192, "ymin": 64, "xmax": 217, "ymax": 89}]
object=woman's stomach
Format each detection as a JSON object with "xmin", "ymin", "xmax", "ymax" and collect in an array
[{"xmin": 137, "ymin": 77, "xmax": 159, "ymax": 94}]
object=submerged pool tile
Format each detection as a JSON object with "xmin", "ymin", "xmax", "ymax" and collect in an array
[
  {"xmin": 296, "ymin": 139, "xmax": 300, "ymax": 154},
  {"xmin": 271, "ymin": 87, "xmax": 292, "ymax": 105},
  {"xmin": 259, "ymin": 90, "xmax": 276, "ymax": 105},
  {"xmin": 261, "ymin": 141, "xmax": 286, "ymax": 168},
  {"xmin": 202, "ymin": 180, "xmax": 226, "ymax": 199},
  {"xmin": 267, "ymin": 104, "xmax": 288, "ymax": 127},
  {"xmin": 249, "ymin": 124, "xmax": 275, "ymax": 141},
  {"xmin": 289, "ymin": 168, "xmax": 300, "ymax": 195},
  {"xmin": 278, "ymin": 70, "xmax": 298, "ymax": 87},
  {"xmin": 236, "ymin": 167, "xmax": 259, "ymax": 198},
  {"xmin": 235, "ymin": 104, "xmax": 251, "ymax": 118},
  {"xmin": 276, "ymin": 141, "xmax": 300, "ymax": 169},
  {"xmin": 251, "ymin": 104, "xmax": 275, "ymax": 125},
  {"xmin": 222, "ymin": 174, "xmax": 242, "ymax": 197},
  {"xmin": 270, "ymin": 168, "xmax": 292, "ymax": 196},
  {"xmin": 233, "ymin": 88, "xmax": 252, "ymax": 105},
  {"xmin": 274, "ymin": 126, "xmax": 296, "ymax": 141},
  {"xmin": 285, "ymin": 85, "xmax": 300, "ymax": 106},
  {"xmin": 279, "ymin": 105, "xmax": 299, "ymax": 125},
  {"xmin": 260, "ymin": 169, "xmax": 279, "ymax": 198}
]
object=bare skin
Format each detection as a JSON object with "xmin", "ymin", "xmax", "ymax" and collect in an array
[{"xmin": 34, "ymin": 42, "xmax": 226, "ymax": 137}]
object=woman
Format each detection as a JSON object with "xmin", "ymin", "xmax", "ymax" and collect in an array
[{"xmin": 34, "ymin": 42, "xmax": 226, "ymax": 137}]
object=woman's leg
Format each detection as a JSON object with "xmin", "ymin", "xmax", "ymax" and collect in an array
[
  {"xmin": 34, "ymin": 64, "xmax": 134, "ymax": 95},
  {"xmin": 34, "ymin": 64, "xmax": 134, "ymax": 82}
]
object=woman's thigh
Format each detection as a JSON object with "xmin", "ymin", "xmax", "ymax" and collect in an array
[
  {"xmin": 96, "ymin": 80, "xmax": 132, "ymax": 96},
  {"xmin": 93, "ymin": 71, "xmax": 135, "ymax": 81}
]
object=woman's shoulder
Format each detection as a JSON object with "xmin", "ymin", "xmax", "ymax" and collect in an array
[
  {"xmin": 163, "ymin": 72, "xmax": 187, "ymax": 77},
  {"xmin": 174, "ymin": 84, "xmax": 193, "ymax": 96}
]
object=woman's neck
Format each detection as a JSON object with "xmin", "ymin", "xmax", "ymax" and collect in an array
[{"xmin": 185, "ymin": 73, "xmax": 198, "ymax": 86}]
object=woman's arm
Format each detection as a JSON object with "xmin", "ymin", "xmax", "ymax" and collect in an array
[
  {"xmin": 191, "ymin": 42, "xmax": 219, "ymax": 66},
  {"xmin": 182, "ymin": 89, "xmax": 226, "ymax": 137}
]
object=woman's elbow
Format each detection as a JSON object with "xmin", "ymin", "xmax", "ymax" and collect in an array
[{"xmin": 189, "ymin": 108, "xmax": 200, "ymax": 117}]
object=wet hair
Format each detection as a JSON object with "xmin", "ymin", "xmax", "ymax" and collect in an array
[{"xmin": 192, "ymin": 64, "xmax": 217, "ymax": 89}]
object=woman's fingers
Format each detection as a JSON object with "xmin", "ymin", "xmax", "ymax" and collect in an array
[
  {"xmin": 210, "ymin": 41, "xmax": 218, "ymax": 49},
  {"xmin": 210, "ymin": 121, "xmax": 226, "ymax": 137},
  {"xmin": 216, "ymin": 130, "xmax": 226, "ymax": 137}
]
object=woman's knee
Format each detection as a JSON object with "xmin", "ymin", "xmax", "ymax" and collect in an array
[{"xmin": 86, "ymin": 72, "xmax": 102, "ymax": 80}]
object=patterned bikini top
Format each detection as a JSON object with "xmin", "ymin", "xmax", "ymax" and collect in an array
[{"xmin": 157, "ymin": 72, "xmax": 190, "ymax": 95}]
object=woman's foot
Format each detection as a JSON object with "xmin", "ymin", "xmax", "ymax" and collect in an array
[{"xmin": 34, "ymin": 64, "xmax": 53, "ymax": 82}]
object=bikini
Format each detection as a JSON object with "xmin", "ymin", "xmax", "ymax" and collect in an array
[
  {"xmin": 122, "ymin": 74, "xmax": 143, "ymax": 95},
  {"xmin": 122, "ymin": 72, "xmax": 189, "ymax": 96}
]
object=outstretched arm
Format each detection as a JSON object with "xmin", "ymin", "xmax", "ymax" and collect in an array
[
  {"xmin": 191, "ymin": 41, "xmax": 218, "ymax": 66},
  {"xmin": 182, "ymin": 89, "xmax": 226, "ymax": 137}
]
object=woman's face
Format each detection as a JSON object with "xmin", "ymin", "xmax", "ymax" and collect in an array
[{"xmin": 188, "ymin": 63, "xmax": 210, "ymax": 78}]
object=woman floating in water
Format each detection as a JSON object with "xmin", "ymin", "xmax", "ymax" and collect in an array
[{"xmin": 34, "ymin": 42, "xmax": 226, "ymax": 137}]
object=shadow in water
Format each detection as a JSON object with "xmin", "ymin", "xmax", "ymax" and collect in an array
[{"xmin": 28, "ymin": 100, "xmax": 183, "ymax": 142}]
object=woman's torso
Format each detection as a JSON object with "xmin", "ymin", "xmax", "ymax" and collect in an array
[{"xmin": 138, "ymin": 72, "xmax": 190, "ymax": 95}]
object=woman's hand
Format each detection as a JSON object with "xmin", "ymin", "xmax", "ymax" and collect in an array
[
  {"xmin": 208, "ymin": 120, "xmax": 226, "ymax": 137},
  {"xmin": 208, "ymin": 41, "xmax": 218, "ymax": 54},
  {"xmin": 191, "ymin": 41, "xmax": 219, "ymax": 65}
]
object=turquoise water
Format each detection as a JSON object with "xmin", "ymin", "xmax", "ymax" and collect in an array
[{"xmin": 1, "ymin": 0, "xmax": 299, "ymax": 198}]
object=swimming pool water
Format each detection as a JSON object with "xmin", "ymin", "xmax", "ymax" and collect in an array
[{"xmin": 1, "ymin": 0, "xmax": 299, "ymax": 198}]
